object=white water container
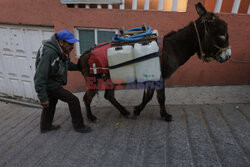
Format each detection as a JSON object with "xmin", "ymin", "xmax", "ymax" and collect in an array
[
  {"xmin": 152, "ymin": 29, "xmax": 159, "ymax": 36},
  {"xmin": 134, "ymin": 41, "xmax": 161, "ymax": 82},
  {"xmin": 107, "ymin": 45, "xmax": 136, "ymax": 84}
]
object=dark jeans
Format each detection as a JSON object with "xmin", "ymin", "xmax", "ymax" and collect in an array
[{"xmin": 40, "ymin": 87, "xmax": 84, "ymax": 130}]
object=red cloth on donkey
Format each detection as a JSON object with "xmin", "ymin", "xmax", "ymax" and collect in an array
[{"xmin": 88, "ymin": 42, "xmax": 111, "ymax": 74}]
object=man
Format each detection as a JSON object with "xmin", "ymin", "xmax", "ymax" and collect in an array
[{"xmin": 34, "ymin": 30, "xmax": 91, "ymax": 133}]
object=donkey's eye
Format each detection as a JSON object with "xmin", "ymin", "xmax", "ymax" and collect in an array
[
  {"xmin": 219, "ymin": 35, "xmax": 226, "ymax": 40},
  {"xmin": 217, "ymin": 32, "xmax": 227, "ymax": 40}
]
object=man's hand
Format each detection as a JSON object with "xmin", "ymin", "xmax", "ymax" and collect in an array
[{"xmin": 41, "ymin": 101, "xmax": 49, "ymax": 108}]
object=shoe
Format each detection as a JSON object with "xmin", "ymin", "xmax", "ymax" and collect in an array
[
  {"xmin": 41, "ymin": 125, "xmax": 61, "ymax": 133},
  {"xmin": 74, "ymin": 126, "xmax": 92, "ymax": 133}
]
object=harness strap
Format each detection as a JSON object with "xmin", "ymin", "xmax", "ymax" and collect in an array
[
  {"xmin": 214, "ymin": 45, "xmax": 230, "ymax": 53},
  {"xmin": 194, "ymin": 22, "xmax": 214, "ymax": 63},
  {"xmin": 109, "ymin": 52, "xmax": 160, "ymax": 70},
  {"xmin": 194, "ymin": 21, "xmax": 232, "ymax": 63},
  {"xmin": 193, "ymin": 22, "xmax": 204, "ymax": 59}
]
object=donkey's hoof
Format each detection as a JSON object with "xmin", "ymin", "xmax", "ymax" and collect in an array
[
  {"xmin": 121, "ymin": 110, "xmax": 130, "ymax": 118},
  {"xmin": 162, "ymin": 114, "xmax": 172, "ymax": 122},
  {"xmin": 133, "ymin": 106, "xmax": 142, "ymax": 116},
  {"xmin": 130, "ymin": 115, "xmax": 138, "ymax": 120},
  {"xmin": 87, "ymin": 115, "xmax": 98, "ymax": 122}
]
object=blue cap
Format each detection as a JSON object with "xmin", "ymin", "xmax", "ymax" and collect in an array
[{"xmin": 56, "ymin": 30, "xmax": 79, "ymax": 44}]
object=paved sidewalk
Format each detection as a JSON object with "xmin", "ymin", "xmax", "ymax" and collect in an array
[
  {"xmin": 59, "ymin": 85, "xmax": 250, "ymax": 108},
  {"xmin": 0, "ymin": 86, "xmax": 249, "ymax": 167}
]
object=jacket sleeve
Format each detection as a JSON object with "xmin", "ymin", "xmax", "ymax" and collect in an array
[
  {"xmin": 34, "ymin": 52, "xmax": 52, "ymax": 103},
  {"xmin": 68, "ymin": 61, "xmax": 81, "ymax": 71}
]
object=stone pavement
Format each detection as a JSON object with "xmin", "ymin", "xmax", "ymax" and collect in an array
[{"xmin": 0, "ymin": 85, "xmax": 249, "ymax": 167}]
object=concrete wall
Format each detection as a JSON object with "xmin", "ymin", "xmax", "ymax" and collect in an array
[{"xmin": 0, "ymin": 0, "xmax": 249, "ymax": 92}]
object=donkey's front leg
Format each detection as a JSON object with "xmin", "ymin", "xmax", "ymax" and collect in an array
[
  {"xmin": 156, "ymin": 86, "xmax": 172, "ymax": 122},
  {"xmin": 133, "ymin": 88, "xmax": 155, "ymax": 117},
  {"xmin": 83, "ymin": 89, "xmax": 98, "ymax": 122},
  {"xmin": 104, "ymin": 89, "xmax": 130, "ymax": 118}
]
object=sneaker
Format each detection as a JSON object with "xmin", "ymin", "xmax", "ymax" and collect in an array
[
  {"xmin": 41, "ymin": 125, "xmax": 61, "ymax": 133},
  {"xmin": 74, "ymin": 126, "xmax": 92, "ymax": 133}
]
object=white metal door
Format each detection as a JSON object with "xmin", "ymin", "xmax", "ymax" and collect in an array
[{"xmin": 0, "ymin": 24, "xmax": 54, "ymax": 102}]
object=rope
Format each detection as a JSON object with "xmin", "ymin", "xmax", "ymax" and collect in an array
[
  {"xmin": 229, "ymin": 59, "xmax": 250, "ymax": 63},
  {"xmin": 214, "ymin": 45, "xmax": 250, "ymax": 64},
  {"xmin": 193, "ymin": 22, "xmax": 203, "ymax": 57},
  {"xmin": 194, "ymin": 22, "xmax": 249, "ymax": 64},
  {"xmin": 194, "ymin": 22, "xmax": 210, "ymax": 62},
  {"xmin": 112, "ymin": 26, "xmax": 152, "ymax": 43},
  {"xmin": 214, "ymin": 45, "xmax": 230, "ymax": 52}
]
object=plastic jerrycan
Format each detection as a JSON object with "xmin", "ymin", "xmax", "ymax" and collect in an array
[
  {"xmin": 134, "ymin": 41, "xmax": 161, "ymax": 82},
  {"xmin": 107, "ymin": 45, "xmax": 136, "ymax": 84}
]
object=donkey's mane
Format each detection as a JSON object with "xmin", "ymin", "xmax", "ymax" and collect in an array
[
  {"xmin": 163, "ymin": 22, "xmax": 194, "ymax": 41},
  {"xmin": 163, "ymin": 31, "xmax": 177, "ymax": 40}
]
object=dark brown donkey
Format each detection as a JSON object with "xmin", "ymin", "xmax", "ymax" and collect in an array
[{"xmin": 78, "ymin": 3, "xmax": 231, "ymax": 122}]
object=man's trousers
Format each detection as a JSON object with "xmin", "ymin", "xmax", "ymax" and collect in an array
[{"xmin": 40, "ymin": 87, "xmax": 84, "ymax": 130}]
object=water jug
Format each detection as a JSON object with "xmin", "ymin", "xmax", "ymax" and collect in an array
[
  {"xmin": 107, "ymin": 45, "xmax": 136, "ymax": 84},
  {"xmin": 134, "ymin": 41, "xmax": 161, "ymax": 82}
]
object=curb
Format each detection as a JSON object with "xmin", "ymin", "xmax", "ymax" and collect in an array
[{"xmin": 0, "ymin": 97, "xmax": 42, "ymax": 109}]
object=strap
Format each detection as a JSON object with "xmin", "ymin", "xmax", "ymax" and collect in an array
[
  {"xmin": 109, "ymin": 52, "xmax": 160, "ymax": 70},
  {"xmin": 194, "ymin": 22, "xmax": 212, "ymax": 63},
  {"xmin": 193, "ymin": 22, "xmax": 203, "ymax": 59},
  {"xmin": 86, "ymin": 42, "xmax": 111, "ymax": 57}
]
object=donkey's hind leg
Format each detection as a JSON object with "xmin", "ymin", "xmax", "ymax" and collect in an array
[
  {"xmin": 83, "ymin": 89, "xmax": 98, "ymax": 122},
  {"xmin": 104, "ymin": 89, "xmax": 130, "ymax": 118},
  {"xmin": 133, "ymin": 88, "xmax": 155, "ymax": 117},
  {"xmin": 156, "ymin": 87, "xmax": 172, "ymax": 122}
]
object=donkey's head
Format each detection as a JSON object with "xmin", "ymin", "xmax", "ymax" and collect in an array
[{"xmin": 195, "ymin": 3, "xmax": 231, "ymax": 63}]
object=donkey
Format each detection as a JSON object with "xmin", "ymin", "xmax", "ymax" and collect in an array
[{"xmin": 78, "ymin": 2, "xmax": 231, "ymax": 122}]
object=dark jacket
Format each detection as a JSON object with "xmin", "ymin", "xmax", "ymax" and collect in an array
[{"xmin": 34, "ymin": 34, "xmax": 79, "ymax": 102}]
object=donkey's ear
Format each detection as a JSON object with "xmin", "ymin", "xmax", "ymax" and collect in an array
[{"xmin": 195, "ymin": 2, "xmax": 207, "ymax": 17}]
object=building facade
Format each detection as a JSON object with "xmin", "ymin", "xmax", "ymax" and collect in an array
[{"xmin": 0, "ymin": 0, "xmax": 249, "ymax": 102}]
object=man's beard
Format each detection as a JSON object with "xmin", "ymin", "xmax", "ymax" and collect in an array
[{"xmin": 62, "ymin": 47, "xmax": 72, "ymax": 55}]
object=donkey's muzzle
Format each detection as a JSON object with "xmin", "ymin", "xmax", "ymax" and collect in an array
[{"xmin": 217, "ymin": 48, "xmax": 231, "ymax": 63}]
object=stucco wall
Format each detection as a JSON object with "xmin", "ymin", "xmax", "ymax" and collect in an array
[{"xmin": 0, "ymin": 0, "xmax": 249, "ymax": 92}]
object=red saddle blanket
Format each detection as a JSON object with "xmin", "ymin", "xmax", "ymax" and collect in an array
[{"xmin": 88, "ymin": 42, "xmax": 111, "ymax": 74}]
